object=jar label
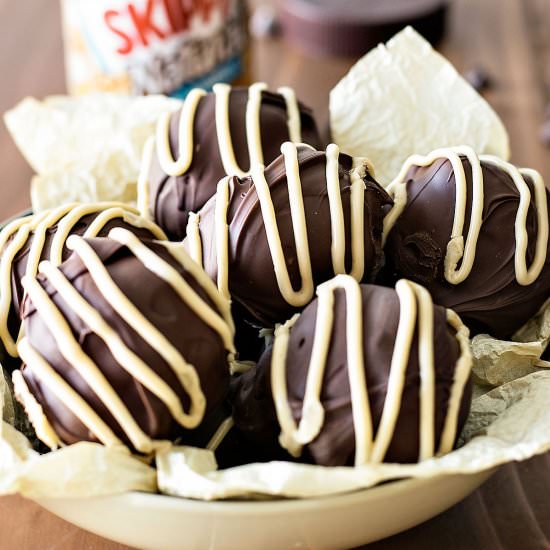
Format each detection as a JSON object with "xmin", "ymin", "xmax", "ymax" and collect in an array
[{"xmin": 61, "ymin": 0, "xmax": 247, "ymax": 97}]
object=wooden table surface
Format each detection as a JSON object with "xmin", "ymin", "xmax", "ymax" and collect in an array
[{"xmin": 1, "ymin": 0, "xmax": 550, "ymax": 548}]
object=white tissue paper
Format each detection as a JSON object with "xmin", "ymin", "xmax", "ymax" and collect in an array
[
  {"xmin": 330, "ymin": 27, "xmax": 510, "ymax": 185},
  {"xmin": 4, "ymin": 94, "xmax": 181, "ymax": 211}
]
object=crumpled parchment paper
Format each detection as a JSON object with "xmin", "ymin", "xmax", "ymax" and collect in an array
[
  {"xmin": 1, "ymin": 365, "xmax": 550, "ymax": 500},
  {"xmin": 2, "ymin": 295, "xmax": 550, "ymax": 501},
  {"xmin": 4, "ymin": 94, "xmax": 181, "ymax": 211},
  {"xmin": 329, "ymin": 27, "xmax": 511, "ymax": 185},
  {"xmin": 0, "ymin": 365, "xmax": 156, "ymax": 498},
  {"xmin": 470, "ymin": 298, "xmax": 550, "ymax": 388},
  {"xmin": 514, "ymin": 297, "xmax": 550, "ymax": 348},
  {"xmin": 154, "ymin": 370, "xmax": 550, "ymax": 499}
]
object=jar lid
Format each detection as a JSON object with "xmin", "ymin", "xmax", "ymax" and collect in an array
[{"xmin": 278, "ymin": 0, "xmax": 449, "ymax": 57}]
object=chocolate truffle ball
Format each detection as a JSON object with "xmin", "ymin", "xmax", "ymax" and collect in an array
[
  {"xmin": 230, "ymin": 276, "xmax": 473, "ymax": 466},
  {"xmin": 0, "ymin": 202, "xmax": 167, "ymax": 365},
  {"xmin": 13, "ymin": 228, "xmax": 235, "ymax": 454},
  {"xmin": 139, "ymin": 83, "xmax": 323, "ymax": 240},
  {"xmin": 185, "ymin": 142, "xmax": 392, "ymax": 327},
  {"xmin": 382, "ymin": 146, "xmax": 550, "ymax": 339}
]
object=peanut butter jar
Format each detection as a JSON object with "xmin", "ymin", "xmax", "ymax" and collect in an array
[{"xmin": 61, "ymin": 0, "xmax": 249, "ymax": 97}]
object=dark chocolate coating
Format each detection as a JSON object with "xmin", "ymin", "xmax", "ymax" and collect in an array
[
  {"xmin": 232, "ymin": 303, "xmax": 267, "ymax": 363},
  {"xmin": 0, "ymin": 212, "xmax": 160, "ymax": 373},
  {"xmin": 20, "ymin": 237, "xmax": 230, "ymax": 450},
  {"xmin": 148, "ymin": 87, "xmax": 323, "ymax": 241},
  {"xmin": 227, "ymin": 365, "xmax": 297, "ymax": 465},
  {"xmin": 230, "ymin": 283, "xmax": 472, "ymax": 466},
  {"xmin": 9, "ymin": 213, "xmax": 158, "ymax": 326},
  {"xmin": 193, "ymin": 146, "xmax": 392, "ymax": 327},
  {"xmin": 381, "ymin": 157, "xmax": 550, "ymax": 339}
]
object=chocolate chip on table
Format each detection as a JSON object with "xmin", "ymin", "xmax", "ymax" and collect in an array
[
  {"xmin": 463, "ymin": 67, "xmax": 492, "ymax": 92},
  {"xmin": 540, "ymin": 119, "xmax": 550, "ymax": 147},
  {"xmin": 250, "ymin": 5, "xmax": 281, "ymax": 38}
]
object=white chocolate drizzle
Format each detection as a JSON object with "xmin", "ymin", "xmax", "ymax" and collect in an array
[
  {"xmin": 0, "ymin": 203, "xmax": 167, "ymax": 358},
  {"xmin": 15, "ymin": 228, "xmax": 234, "ymax": 453},
  {"xmin": 383, "ymin": 146, "xmax": 549, "ymax": 287},
  {"xmin": 206, "ymin": 416, "xmax": 235, "ymax": 452},
  {"xmin": 156, "ymin": 88, "xmax": 207, "ymax": 177},
  {"xmin": 214, "ymin": 177, "xmax": 232, "ymax": 301},
  {"xmin": 138, "ymin": 83, "xmax": 304, "ymax": 217},
  {"xmin": 12, "ymin": 369, "xmax": 62, "ymax": 449},
  {"xmin": 271, "ymin": 275, "xmax": 472, "ymax": 466},
  {"xmin": 185, "ymin": 212, "xmax": 203, "ymax": 266},
  {"xmin": 186, "ymin": 142, "xmax": 370, "ymax": 309}
]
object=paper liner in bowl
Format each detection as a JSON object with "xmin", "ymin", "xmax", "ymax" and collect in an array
[
  {"xmin": 0, "ymin": 364, "xmax": 156, "ymax": 498},
  {"xmin": 154, "ymin": 371, "xmax": 550, "ymax": 500},
  {"xmin": 330, "ymin": 27, "xmax": 510, "ymax": 186},
  {"xmin": 2, "ymin": 364, "xmax": 550, "ymax": 501},
  {"xmin": 471, "ymin": 297, "xmax": 550, "ymax": 388},
  {"xmin": 4, "ymin": 94, "xmax": 181, "ymax": 212}
]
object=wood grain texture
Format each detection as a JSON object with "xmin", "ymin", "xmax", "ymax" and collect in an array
[
  {"xmin": 1, "ymin": 0, "xmax": 550, "ymax": 549},
  {"xmin": 0, "ymin": 0, "xmax": 65, "ymax": 217}
]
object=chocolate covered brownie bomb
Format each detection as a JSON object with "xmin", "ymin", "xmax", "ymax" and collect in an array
[
  {"xmin": 13, "ymin": 228, "xmax": 235, "ymax": 454},
  {"xmin": 230, "ymin": 276, "xmax": 472, "ymax": 466},
  {"xmin": 138, "ymin": 83, "xmax": 323, "ymax": 241},
  {"xmin": 185, "ymin": 142, "xmax": 392, "ymax": 327},
  {"xmin": 0, "ymin": 202, "xmax": 166, "ymax": 362},
  {"xmin": 382, "ymin": 146, "xmax": 550, "ymax": 339}
]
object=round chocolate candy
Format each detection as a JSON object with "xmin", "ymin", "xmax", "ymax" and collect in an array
[
  {"xmin": 0, "ymin": 202, "xmax": 167, "ymax": 365},
  {"xmin": 138, "ymin": 83, "xmax": 323, "ymax": 241},
  {"xmin": 185, "ymin": 142, "xmax": 392, "ymax": 327},
  {"xmin": 230, "ymin": 276, "xmax": 472, "ymax": 466},
  {"xmin": 381, "ymin": 146, "xmax": 550, "ymax": 339},
  {"xmin": 13, "ymin": 229, "xmax": 235, "ymax": 453}
]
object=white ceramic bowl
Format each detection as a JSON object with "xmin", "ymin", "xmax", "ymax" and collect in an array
[{"xmin": 36, "ymin": 468, "xmax": 495, "ymax": 549}]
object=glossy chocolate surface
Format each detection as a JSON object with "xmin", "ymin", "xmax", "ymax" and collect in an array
[
  {"xmin": 382, "ymin": 157, "xmax": 550, "ymax": 339},
  {"xmin": 20, "ymin": 237, "xmax": 230, "ymax": 449},
  {"xmin": 148, "ymin": 87, "xmax": 323, "ymax": 241},
  {"xmin": 195, "ymin": 146, "xmax": 392, "ymax": 327},
  {"xmin": 230, "ymin": 283, "xmax": 472, "ymax": 466},
  {"xmin": 9, "ymin": 214, "xmax": 157, "ymax": 325}
]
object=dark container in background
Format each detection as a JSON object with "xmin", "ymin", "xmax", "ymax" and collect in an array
[{"xmin": 277, "ymin": 0, "xmax": 448, "ymax": 57}]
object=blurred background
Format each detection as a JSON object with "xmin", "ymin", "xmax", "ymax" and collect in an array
[
  {"xmin": 1, "ymin": 1, "xmax": 550, "ymax": 549},
  {"xmin": 0, "ymin": 0, "xmax": 549, "ymax": 219}
]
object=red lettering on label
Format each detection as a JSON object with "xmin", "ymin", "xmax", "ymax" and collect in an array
[
  {"xmin": 196, "ymin": 0, "xmax": 216, "ymax": 22},
  {"xmin": 162, "ymin": 0, "xmax": 188, "ymax": 33},
  {"xmin": 104, "ymin": 10, "xmax": 134, "ymax": 55},
  {"xmin": 128, "ymin": 0, "xmax": 166, "ymax": 47},
  {"xmin": 103, "ymin": 0, "xmax": 231, "ymax": 56}
]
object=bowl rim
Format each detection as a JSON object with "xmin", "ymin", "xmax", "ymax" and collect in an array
[{"xmin": 37, "ymin": 468, "xmax": 497, "ymax": 512}]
